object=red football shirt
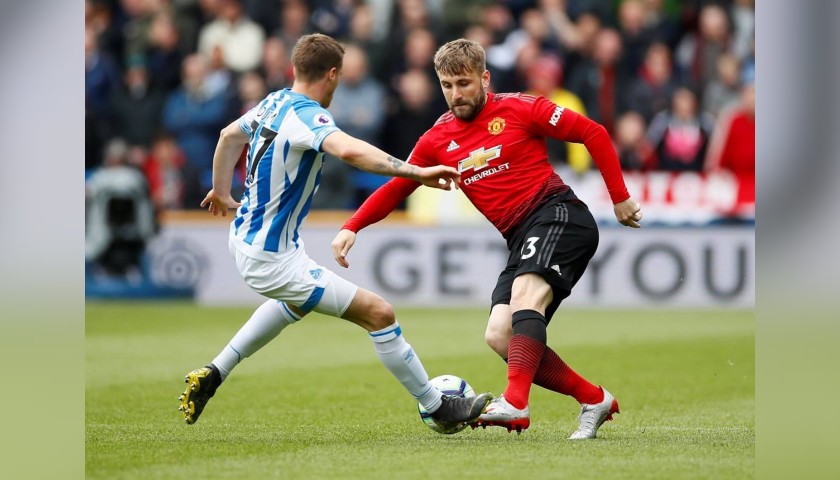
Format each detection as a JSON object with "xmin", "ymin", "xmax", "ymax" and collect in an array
[{"xmin": 343, "ymin": 92, "xmax": 629, "ymax": 238}]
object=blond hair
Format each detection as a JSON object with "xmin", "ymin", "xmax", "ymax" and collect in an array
[
  {"xmin": 433, "ymin": 39, "xmax": 486, "ymax": 77},
  {"xmin": 291, "ymin": 33, "xmax": 345, "ymax": 83}
]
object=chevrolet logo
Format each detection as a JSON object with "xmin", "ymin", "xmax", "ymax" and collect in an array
[{"xmin": 458, "ymin": 145, "xmax": 502, "ymax": 172}]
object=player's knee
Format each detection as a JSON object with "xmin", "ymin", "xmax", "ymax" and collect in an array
[
  {"xmin": 510, "ymin": 277, "xmax": 552, "ymax": 312},
  {"xmin": 367, "ymin": 298, "xmax": 395, "ymax": 330},
  {"xmin": 484, "ymin": 324, "xmax": 510, "ymax": 358}
]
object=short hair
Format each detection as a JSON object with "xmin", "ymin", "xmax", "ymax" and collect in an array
[
  {"xmin": 433, "ymin": 39, "xmax": 486, "ymax": 77},
  {"xmin": 291, "ymin": 33, "xmax": 345, "ymax": 83}
]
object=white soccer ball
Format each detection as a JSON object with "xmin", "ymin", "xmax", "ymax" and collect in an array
[{"xmin": 418, "ymin": 374, "xmax": 476, "ymax": 434}]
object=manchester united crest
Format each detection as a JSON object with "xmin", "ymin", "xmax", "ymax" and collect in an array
[{"xmin": 487, "ymin": 117, "xmax": 506, "ymax": 135}]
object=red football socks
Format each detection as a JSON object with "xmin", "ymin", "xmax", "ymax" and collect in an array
[
  {"xmin": 503, "ymin": 334, "xmax": 546, "ymax": 409},
  {"xmin": 533, "ymin": 346, "xmax": 603, "ymax": 405}
]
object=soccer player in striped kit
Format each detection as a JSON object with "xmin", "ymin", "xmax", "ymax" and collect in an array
[
  {"xmin": 333, "ymin": 39, "xmax": 642, "ymax": 439},
  {"xmin": 178, "ymin": 34, "xmax": 491, "ymax": 427}
]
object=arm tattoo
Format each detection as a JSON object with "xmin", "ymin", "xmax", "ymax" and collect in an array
[
  {"xmin": 380, "ymin": 155, "xmax": 418, "ymax": 177},
  {"xmin": 387, "ymin": 155, "xmax": 404, "ymax": 169}
]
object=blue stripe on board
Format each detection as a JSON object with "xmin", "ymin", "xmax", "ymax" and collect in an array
[
  {"xmin": 300, "ymin": 286, "xmax": 325, "ymax": 312},
  {"xmin": 264, "ymin": 147, "xmax": 317, "ymax": 252}
]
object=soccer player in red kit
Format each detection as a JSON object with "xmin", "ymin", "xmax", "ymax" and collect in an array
[{"xmin": 332, "ymin": 39, "xmax": 642, "ymax": 439}]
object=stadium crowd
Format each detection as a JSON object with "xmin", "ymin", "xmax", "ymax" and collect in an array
[{"xmin": 85, "ymin": 0, "xmax": 755, "ymax": 214}]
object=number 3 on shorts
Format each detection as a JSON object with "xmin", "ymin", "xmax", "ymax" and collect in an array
[{"xmin": 521, "ymin": 237, "xmax": 540, "ymax": 260}]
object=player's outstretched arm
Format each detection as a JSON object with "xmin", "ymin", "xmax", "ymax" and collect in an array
[
  {"xmin": 331, "ymin": 229, "xmax": 356, "ymax": 268},
  {"xmin": 322, "ymin": 131, "xmax": 460, "ymax": 190},
  {"xmin": 200, "ymin": 120, "xmax": 248, "ymax": 216},
  {"xmin": 614, "ymin": 198, "xmax": 643, "ymax": 228}
]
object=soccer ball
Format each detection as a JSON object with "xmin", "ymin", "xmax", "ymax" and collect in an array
[{"xmin": 418, "ymin": 374, "xmax": 476, "ymax": 434}]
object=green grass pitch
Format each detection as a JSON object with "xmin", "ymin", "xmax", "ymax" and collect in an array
[{"xmin": 86, "ymin": 303, "xmax": 754, "ymax": 479}]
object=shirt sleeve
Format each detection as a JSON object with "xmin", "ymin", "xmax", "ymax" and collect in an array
[
  {"xmin": 238, "ymin": 104, "xmax": 260, "ymax": 136},
  {"xmin": 341, "ymin": 136, "xmax": 435, "ymax": 232},
  {"xmin": 529, "ymin": 96, "xmax": 630, "ymax": 204},
  {"xmin": 291, "ymin": 105, "xmax": 342, "ymax": 151}
]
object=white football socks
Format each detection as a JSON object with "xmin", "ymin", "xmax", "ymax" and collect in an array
[
  {"xmin": 369, "ymin": 322, "xmax": 442, "ymax": 413},
  {"xmin": 212, "ymin": 299, "xmax": 301, "ymax": 381}
]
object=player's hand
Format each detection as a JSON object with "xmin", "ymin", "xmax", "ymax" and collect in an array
[
  {"xmin": 415, "ymin": 165, "xmax": 461, "ymax": 191},
  {"xmin": 614, "ymin": 198, "xmax": 642, "ymax": 228},
  {"xmin": 331, "ymin": 229, "xmax": 357, "ymax": 268},
  {"xmin": 200, "ymin": 189, "xmax": 241, "ymax": 217}
]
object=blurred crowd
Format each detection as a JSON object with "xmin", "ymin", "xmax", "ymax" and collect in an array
[{"xmin": 86, "ymin": 0, "xmax": 755, "ymax": 213}]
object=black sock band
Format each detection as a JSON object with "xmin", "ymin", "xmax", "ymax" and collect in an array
[{"xmin": 511, "ymin": 309, "xmax": 547, "ymax": 345}]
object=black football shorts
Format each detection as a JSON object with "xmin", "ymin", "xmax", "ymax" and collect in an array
[{"xmin": 491, "ymin": 194, "xmax": 599, "ymax": 321}]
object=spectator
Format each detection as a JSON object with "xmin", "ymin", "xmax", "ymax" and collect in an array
[
  {"xmin": 539, "ymin": 0, "xmax": 586, "ymax": 55},
  {"xmin": 613, "ymin": 111, "xmax": 653, "ymax": 170},
  {"xmin": 675, "ymin": 3, "xmax": 730, "ymax": 91},
  {"xmin": 730, "ymin": 0, "xmax": 755, "ymax": 62},
  {"xmin": 478, "ymin": 1, "xmax": 516, "ymax": 44},
  {"xmin": 524, "ymin": 54, "xmax": 591, "ymax": 172},
  {"xmin": 625, "ymin": 41, "xmax": 678, "ymax": 123},
  {"xmin": 86, "ymin": 24, "xmax": 120, "ymax": 169},
  {"xmin": 486, "ymin": 7, "xmax": 560, "ymax": 78},
  {"xmin": 645, "ymin": 86, "xmax": 715, "ymax": 171},
  {"xmin": 566, "ymin": 28, "xmax": 627, "ymax": 135},
  {"xmin": 464, "ymin": 23, "xmax": 513, "ymax": 92},
  {"xmin": 562, "ymin": 12, "xmax": 602, "ymax": 83},
  {"xmin": 310, "ymin": 0, "xmax": 356, "ymax": 39},
  {"xmin": 641, "ymin": 0, "xmax": 681, "ymax": 48},
  {"xmin": 617, "ymin": 0, "xmax": 655, "ymax": 82},
  {"xmin": 563, "ymin": 0, "xmax": 613, "ymax": 22},
  {"xmin": 441, "ymin": 0, "xmax": 497, "ymax": 41},
  {"xmin": 260, "ymin": 37, "xmax": 293, "ymax": 91},
  {"xmin": 120, "ymin": 0, "xmax": 158, "ymax": 63},
  {"xmin": 387, "ymin": 27, "xmax": 438, "ymax": 85},
  {"xmin": 319, "ymin": 45, "xmax": 388, "ymax": 208},
  {"xmin": 237, "ymin": 70, "xmax": 267, "ymax": 112},
  {"xmin": 86, "ymin": 0, "xmax": 122, "ymax": 64},
  {"xmin": 242, "ymin": 0, "xmax": 281, "ymax": 36},
  {"xmin": 705, "ymin": 83, "xmax": 755, "ymax": 176},
  {"xmin": 272, "ymin": 0, "xmax": 312, "ymax": 51},
  {"xmin": 345, "ymin": 4, "xmax": 389, "ymax": 83},
  {"xmin": 703, "ymin": 52, "xmax": 742, "ymax": 118},
  {"xmin": 145, "ymin": 12, "xmax": 185, "ymax": 92},
  {"xmin": 198, "ymin": 0, "xmax": 265, "ymax": 74},
  {"xmin": 85, "ymin": 25, "xmax": 121, "ymax": 118},
  {"xmin": 162, "ymin": 54, "xmax": 231, "ymax": 207},
  {"xmin": 381, "ymin": 68, "xmax": 441, "ymax": 182},
  {"xmin": 741, "ymin": 35, "xmax": 755, "ymax": 85},
  {"xmin": 144, "ymin": 133, "xmax": 186, "ymax": 211},
  {"xmin": 517, "ymin": 7, "xmax": 564, "ymax": 55},
  {"xmin": 109, "ymin": 57, "xmax": 167, "ymax": 148},
  {"xmin": 86, "ymin": 103, "xmax": 107, "ymax": 172}
]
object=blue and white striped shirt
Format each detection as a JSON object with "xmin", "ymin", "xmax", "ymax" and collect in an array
[{"xmin": 230, "ymin": 89, "xmax": 340, "ymax": 261}]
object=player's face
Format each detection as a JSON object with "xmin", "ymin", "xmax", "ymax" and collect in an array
[{"xmin": 438, "ymin": 69, "xmax": 490, "ymax": 121}]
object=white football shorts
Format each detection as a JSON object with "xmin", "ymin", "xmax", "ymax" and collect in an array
[{"xmin": 229, "ymin": 238, "xmax": 358, "ymax": 317}]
